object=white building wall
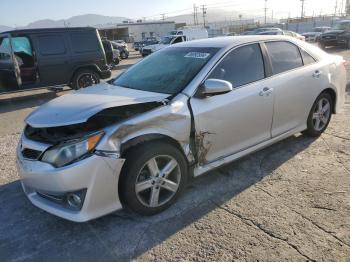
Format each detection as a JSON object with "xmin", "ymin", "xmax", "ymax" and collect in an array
[{"xmin": 127, "ymin": 22, "xmax": 175, "ymax": 42}]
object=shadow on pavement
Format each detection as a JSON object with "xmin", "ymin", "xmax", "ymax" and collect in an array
[
  {"xmin": 0, "ymin": 134, "xmax": 317, "ymax": 261},
  {"xmin": 0, "ymin": 92, "xmax": 61, "ymax": 114}
]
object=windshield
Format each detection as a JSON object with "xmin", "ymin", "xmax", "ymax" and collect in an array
[
  {"xmin": 333, "ymin": 22, "xmax": 350, "ymax": 30},
  {"xmin": 160, "ymin": 36, "xmax": 175, "ymax": 44},
  {"xmin": 113, "ymin": 47, "xmax": 219, "ymax": 94}
]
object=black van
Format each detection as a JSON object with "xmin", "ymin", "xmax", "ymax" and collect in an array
[{"xmin": 0, "ymin": 27, "xmax": 111, "ymax": 93}]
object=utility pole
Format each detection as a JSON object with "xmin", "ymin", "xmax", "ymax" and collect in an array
[
  {"xmin": 264, "ymin": 0, "xmax": 268, "ymax": 24},
  {"xmin": 201, "ymin": 5, "xmax": 207, "ymax": 27},
  {"xmin": 193, "ymin": 4, "xmax": 199, "ymax": 25},
  {"xmin": 334, "ymin": 0, "xmax": 338, "ymax": 17},
  {"xmin": 300, "ymin": 0, "xmax": 305, "ymax": 19},
  {"xmin": 161, "ymin": 14, "xmax": 166, "ymax": 21}
]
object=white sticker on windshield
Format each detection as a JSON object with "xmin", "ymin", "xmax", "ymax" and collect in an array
[{"xmin": 184, "ymin": 52, "xmax": 210, "ymax": 59}]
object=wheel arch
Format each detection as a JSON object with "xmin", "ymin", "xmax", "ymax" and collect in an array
[
  {"xmin": 120, "ymin": 133, "xmax": 189, "ymax": 162},
  {"xmin": 321, "ymin": 87, "xmax": 337, "ymax": 114},
  {"xmin": 69, "ymin": 65, "xmax": 102, "ymax": 84}
]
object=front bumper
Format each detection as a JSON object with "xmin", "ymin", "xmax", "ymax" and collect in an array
[{"xmin": 16, "ymin": 144, "xmax": 125, "ymax": 222}]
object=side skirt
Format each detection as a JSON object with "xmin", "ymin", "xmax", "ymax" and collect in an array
[{"xmin": 193, "ymin": 124, "xmax": 307, "ymax": 177}]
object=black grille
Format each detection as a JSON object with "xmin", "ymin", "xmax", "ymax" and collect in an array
[{"xmin": 22, "ymin": 148, "xmax": 42, "ymax": 160}]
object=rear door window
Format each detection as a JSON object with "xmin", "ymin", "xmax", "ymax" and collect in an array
[
  {"xmin": 209, "ymin": 43, "xmax": 265, "ymax": 88},
  {"xmin": 70, "ymin": 32, "xmax": 99, "ymax": 53},
  {"xmin": 265, "ymin": 41, "xmax": 303, "ymax": 74},
  {"xmin": 37, "ymin": 35, "xmax": 66, "ymax": 55}
]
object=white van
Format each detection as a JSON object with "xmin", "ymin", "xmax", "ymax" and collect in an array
[{"xmin": 141, "ymin": 27, "xmax": 208, "ymax": 57}]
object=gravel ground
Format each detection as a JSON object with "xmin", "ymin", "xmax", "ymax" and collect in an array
[{"xmin": 0, "ymin": 49, "xmax": 349, "ymax": 261}]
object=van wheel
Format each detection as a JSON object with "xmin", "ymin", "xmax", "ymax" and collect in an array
[
  {"xmin": 120, "ymin": 142, "xmax": 188, "ymax": 216},
  {"xmin": 71, "ymin": 69, "xmax": 100, "ymax": 90},
  {"xmin": 303, "ymin": 92, "xmax": 332, "ymax": 137}
]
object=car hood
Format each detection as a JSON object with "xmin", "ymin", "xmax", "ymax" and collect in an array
[
  {"xmin": 322, "ymin": 30, "xmax": 345, "ymax": 36},
  {"xmin": 25, "ymin": 83, "xmax": 169, "ymax": 128}
]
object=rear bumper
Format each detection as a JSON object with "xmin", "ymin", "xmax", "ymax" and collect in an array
[{"xmin": 16, "ymin": 143, "xmax": 125, "ymax": 222}]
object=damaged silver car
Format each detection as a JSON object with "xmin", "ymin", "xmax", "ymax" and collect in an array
[{"xmin": 17, "ymin": 36, "xmax": 346, "ymax": 222}]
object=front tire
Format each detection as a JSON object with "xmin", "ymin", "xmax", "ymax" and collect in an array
[
  {"xmin": 303, "ymin": 92, "xmax": 333, "ymax": 137},
  {"xmin": 120, "ymin": 51, "xmax": 128, "ymax": 59},
  {"xmin": 120, "ymin": 142, "xmax": 188, "ymax": 216},
  {"xmin": 71, "ymin": 69, "xmax": 100, "ymax": 90}
]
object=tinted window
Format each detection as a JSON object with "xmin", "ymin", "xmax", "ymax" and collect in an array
[
  {"xmin": 0, "ymin": 37, "xmax": 12, "ymax": 61},
  {"xmin": 300, "ymin": 48, "xmax": 316, "ymax": 65},
  {"xmin": 172, "ymin": 37, "xmax": 183, "ymax": 44},
  {"xmin": 209, "ymin": 44, "xmax": 265, "ymax": 88},
  {"xmin": 265, "ymin": 41, "xmax": 303, "ymax": 74},
  {"xmin": 38, "ymin": 35, "xmax": 66, "ymax": 55},
  {"xmin": 70, "ymin": 32, "xmax": 99, "ymax": 53}
]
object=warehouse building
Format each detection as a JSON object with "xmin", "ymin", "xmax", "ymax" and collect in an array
[{"xmin": 98, "ymin": 21, "xmax": 175, "ymax": 42}]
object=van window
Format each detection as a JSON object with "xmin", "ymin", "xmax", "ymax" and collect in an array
[
  {"xmin": 265, "ymin": 41, "xmax": 303, "ymax": 74},
  {"xmin": 38, "ymin": 35, "xmax": 66, "ymax": 55},
  {"xmin": 70, "ymin": 32, "xmax": 98, "ymax": 53},
  {"xmin": 209, "ymin": 43, "xmax": 265, "ymax": 88},
  {"xmin": 0, "ymin": 36, "xmax": 12, "ymax": 61}
]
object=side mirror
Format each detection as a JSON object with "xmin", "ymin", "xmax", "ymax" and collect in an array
[{"xmin": 197, "ymin": 79, "xmax": 233, "ymax": 98}]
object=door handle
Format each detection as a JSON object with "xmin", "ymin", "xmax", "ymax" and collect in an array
[
  {"xmin": 259, "ymin": 87, "xmax": 273, "ymax": 96},
  {"xmin": 312, "ymin": 70, "xmax": 321, "ymax": 78}
]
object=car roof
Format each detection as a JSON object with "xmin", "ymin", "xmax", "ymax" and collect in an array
[
  {"xmin": 174, "ymin": 35, "xmax": 296, "ymax": 48},
  {"xmin": 2, "ymin": 27, "xmax": 96, "ymax": 35}
]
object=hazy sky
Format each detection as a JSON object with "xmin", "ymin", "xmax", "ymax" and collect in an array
[{"xmin": 1, "ymin": 0, "xmax": 340, "ymax": 27}]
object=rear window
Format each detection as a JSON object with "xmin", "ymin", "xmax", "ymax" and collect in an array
[
  {"xmin": 70, "ymin": 32, "xmax": 99, "ymax": 53},
  {"xmin": 37, "ymin": 35, "xmax": 66, "ymax": 55},
  {"xmin": 265, "ymin": 41, "xmax": 303, "ymax": 74}
]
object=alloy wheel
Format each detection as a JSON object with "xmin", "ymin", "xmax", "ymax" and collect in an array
[
  {"xmin": 135, "ymin": 155, "xmax": 181, "ymax": 208},
  {"xmin": 312, "ymin": 97, "xmax": 331, "ymax": 131},
  {"xmin": 77, "ymin": 74, "xmax": 98, "ymax": 88}
]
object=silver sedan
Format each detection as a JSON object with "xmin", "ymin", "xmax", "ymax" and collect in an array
[{"xmin": 17, "ymin": 36, "xmax": 346, "ymax": 222}]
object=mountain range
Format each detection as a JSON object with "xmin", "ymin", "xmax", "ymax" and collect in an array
[{"xmin": 0, "ymin": 10, "xmax": 257, "ymax": 32}]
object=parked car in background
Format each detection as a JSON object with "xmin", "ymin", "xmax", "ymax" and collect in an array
[
  {"xmin": 111, "ymin": 41, "xmax": 129, "ymax": 59},
  {"xmin": 258, "ymin": 30, "xmax": 305, "ymax": 41},
  {"xmin": 302, "ymin": 27, "xmax": 331, "ymax": 42},
  {"xmin": 284, "ymin": 30, "xmax": 306, "ymax": 41},
  {"xmin": 0, "ymin": 27, "xmax": 111, "ymax": 92},
  {"xmin": 102, "ymin": 39, "xmax": 114, "ymax": 65},
  {"xmin": 114, "ymin": 40, "xmax": 126, "ymax": 46},
  {"xmin": 133, "ymin": 37, "xmax": 159, "ymax": 51},
  {"xmin": 142, "ymin": 27, "xmax": 208, "ymax": 57},
  {"xmin": 318, "ymin": 20, "xmax": 350, "ymax": 49},
  {"xmin": 17, "ymin": 36, "xmax": 346, "ymax": 222},
  {"xmin": 253, "ymin": 27, "xmax": 283, "ymax": 34},
  {"xmin": 240, "ymin": 30, "xmax": 255, "ymax": 35}
]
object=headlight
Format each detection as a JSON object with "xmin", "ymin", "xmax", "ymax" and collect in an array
[{"xmin": 42, "ymin": 132, "xmax": 104, "ymax": 167}]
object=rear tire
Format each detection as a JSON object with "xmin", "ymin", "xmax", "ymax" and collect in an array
[
  {"xmin": 119, "ymin": 141, "xmax": 188, "ymax": 216},
  {"xmin": 303, "ymin": 92, "xmax": 333, "ymax": 137},
  {"xmin": 71, "ymin": 69, "xmax": 100, "ymax": 90}
]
